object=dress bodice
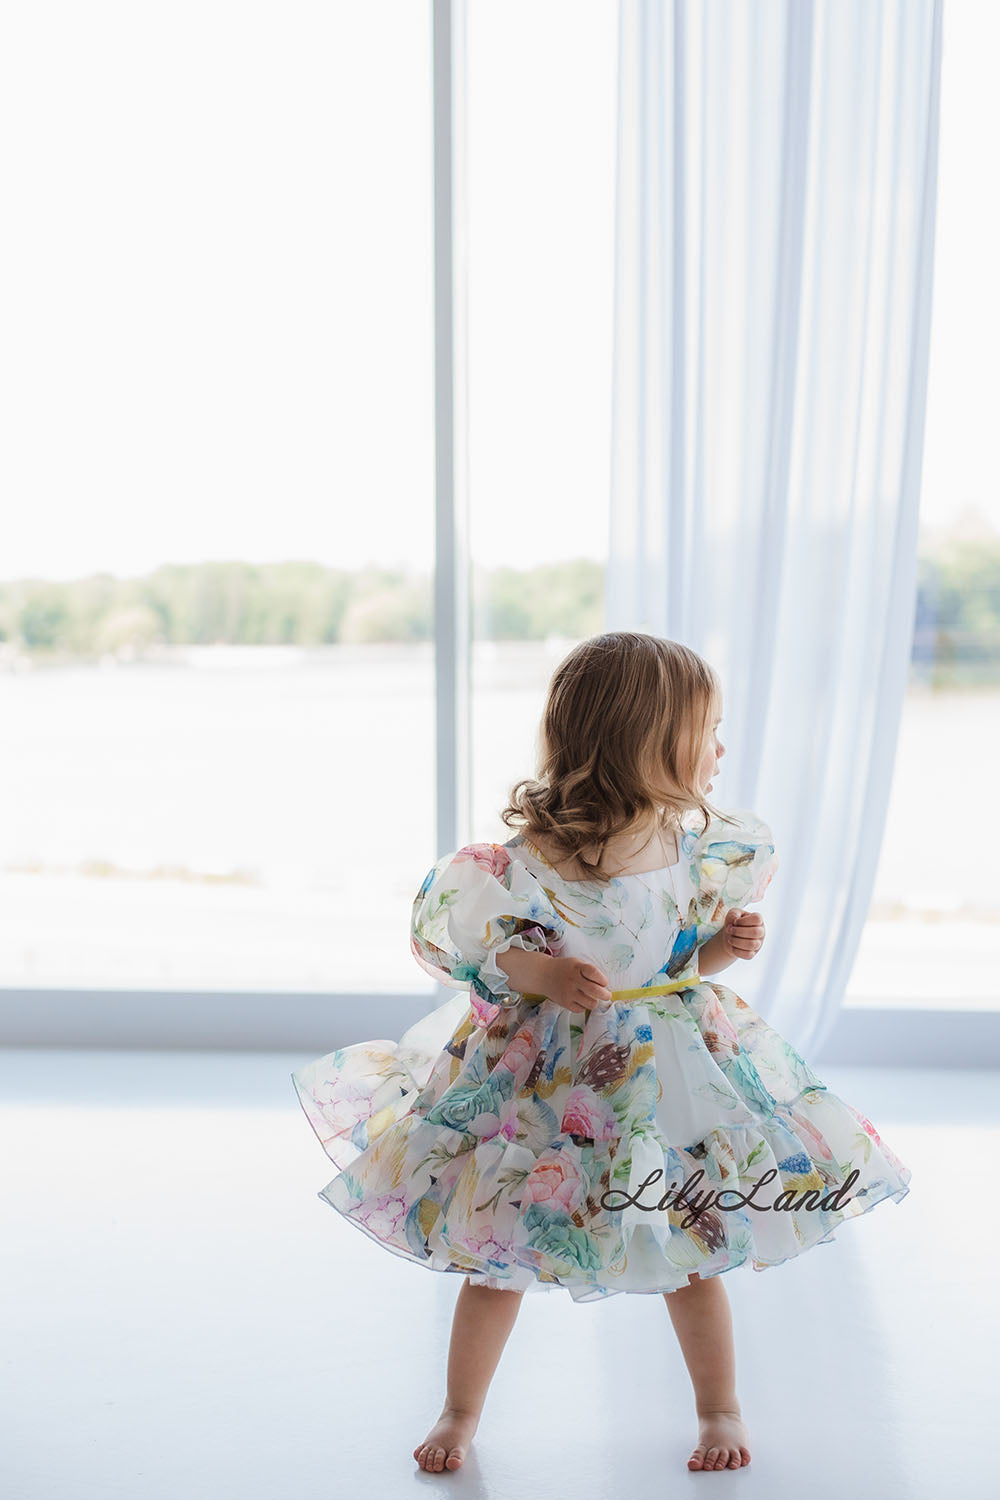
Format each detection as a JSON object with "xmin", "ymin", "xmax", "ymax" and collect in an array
[
  {"xmin": 502, "ymin": 827, "xmax": 701, "ymax": 996},
  {"xmin": 408, "ymin": 804, "xmax": 778, "ymax": 1032}
]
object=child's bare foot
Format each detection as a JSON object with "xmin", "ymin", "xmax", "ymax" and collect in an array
[
  {"xmin": 413, "ymin": 1406, "xmax": 480, "ymax": 1472},
  {"xmin": 688, "ymin": 1406, "xmax": 751, "ymax": 1471}
]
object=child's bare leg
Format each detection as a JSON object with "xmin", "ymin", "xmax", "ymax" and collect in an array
[
  {"xmin": 414, "ymin": 1278, "xmax": 526, "ymax": 1472},
  {"xmin": 663, "ymin": 1273, "xmax": 751, "ymax": 1471}
]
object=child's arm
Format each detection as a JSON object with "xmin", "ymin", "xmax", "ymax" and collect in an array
[
  {"xmin": 698, "ymin": 909, "xmax": 766, "ymax": 976},
  {"xmin": 496, "ymin": 946, "xmax": 615, "ymax": 1016},
  {"xmin": 493, "ymin": 945, "xmax": 554, "ymax": 999},
  {"xmin": 698, "ymin": 931, "xmax": 738, "ymax": 977}
]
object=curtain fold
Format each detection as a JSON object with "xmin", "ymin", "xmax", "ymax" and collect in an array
[{"xmin": 608, "ymin": 0, "xmax": 943, "ymax": 1055}]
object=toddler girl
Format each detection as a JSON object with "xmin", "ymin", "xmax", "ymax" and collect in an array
[{"xmin": 292, "ymin": 631, "xmax": 911, "ymax": 1475}]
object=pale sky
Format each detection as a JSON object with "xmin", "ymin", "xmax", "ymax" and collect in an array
[{"xmin": 0, "ymin": 0, "xmax": 994, "ymax": 585}]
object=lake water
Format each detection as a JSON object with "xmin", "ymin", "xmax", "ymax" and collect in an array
[{"xmin": 0, "ymin": 642, "xmax": 995, "ymax": 1005}]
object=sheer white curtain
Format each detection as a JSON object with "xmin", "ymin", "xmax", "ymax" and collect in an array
[{"xmin": 608, "ymin": 0, "xmax": 943, "ymax": 1055}]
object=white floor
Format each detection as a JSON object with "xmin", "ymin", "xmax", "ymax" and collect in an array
[{"xmin": 1, "ymin": 1049, "xmax": 993, "ymax": 1499}]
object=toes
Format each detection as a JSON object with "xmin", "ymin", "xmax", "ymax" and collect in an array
[
  {"xmin": 414, "ymin": 1433, "xmax": 467, "ymax": 1472},
  {"xmin": 416, "ymin": 1443, "xmax": 445, "ymax": 1472},
  {"xmin": 687, "ymin": 1432, "xmax": 751, "ymax": 1471}
]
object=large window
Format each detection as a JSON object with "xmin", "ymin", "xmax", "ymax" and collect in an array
[{"xmin": 0, "ymin": 1, "xmax": 985, "ymax": 1018}]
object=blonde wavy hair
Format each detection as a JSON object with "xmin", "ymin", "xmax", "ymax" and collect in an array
[{"xmin": 499, "ymin": 631, "xmax": 739, "ymax": 885}]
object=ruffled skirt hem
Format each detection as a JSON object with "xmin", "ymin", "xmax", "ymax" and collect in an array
[
  {"xmin": 291, "ymin": 982, "xmax": 913, "ymax": 1303},
  {"xmin": 309, "ymin": 1151, "xmax": 910, "ymax": 1303}
]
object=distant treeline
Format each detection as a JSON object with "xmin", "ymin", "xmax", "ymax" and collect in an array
[
  {"xmin": 0, "ymin": 559, "xmax": 604, "ymax": 654},
  {"xmin": 0, "ymin": 548, "xmax": 996, "ymax": 683}
]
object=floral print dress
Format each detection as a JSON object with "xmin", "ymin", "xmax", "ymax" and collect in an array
[{"xmin": 291, "ymin": 807, "xmax": 911, "ymax": 1302}]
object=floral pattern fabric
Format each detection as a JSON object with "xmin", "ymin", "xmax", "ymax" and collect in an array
[{"xmin": 291, "ymin": 806, "xmax": 911, "ymax": 1301}]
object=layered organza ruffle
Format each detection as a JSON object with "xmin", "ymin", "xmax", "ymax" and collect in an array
[{"xmin": 291, "ymin": 973, "xmax": 911, "ymax": 1302}]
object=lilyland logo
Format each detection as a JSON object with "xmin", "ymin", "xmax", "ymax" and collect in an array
[{"xmin": 600, "ymin": 1166, "xmax": 859, "ymax": 1229}]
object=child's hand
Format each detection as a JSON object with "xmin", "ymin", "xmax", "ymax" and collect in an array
[
  {"xmin": 544, "ymin": 956, "xmax": 613, "ymax": 1015},
  {"xmin": 720, "ymin": 907, "xmax": 766, "ymax": 960}
]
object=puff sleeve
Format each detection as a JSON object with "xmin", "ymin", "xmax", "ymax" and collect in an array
[
  {"xmin": 691, "ymin": 808, "xmax": 779, "ymax": 946},
  {"xmin": 409, "ymin": 842, "xmax": 567, "ymax": 1030}
]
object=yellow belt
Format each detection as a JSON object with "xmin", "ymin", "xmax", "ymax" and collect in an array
[
  {"xmin": 520, "ymin": 974, "xmax": 701, "ymax": 1005},
  {"xmin": 611, "ymin": 974, "xmax": 701, "ymax": 1001}
]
